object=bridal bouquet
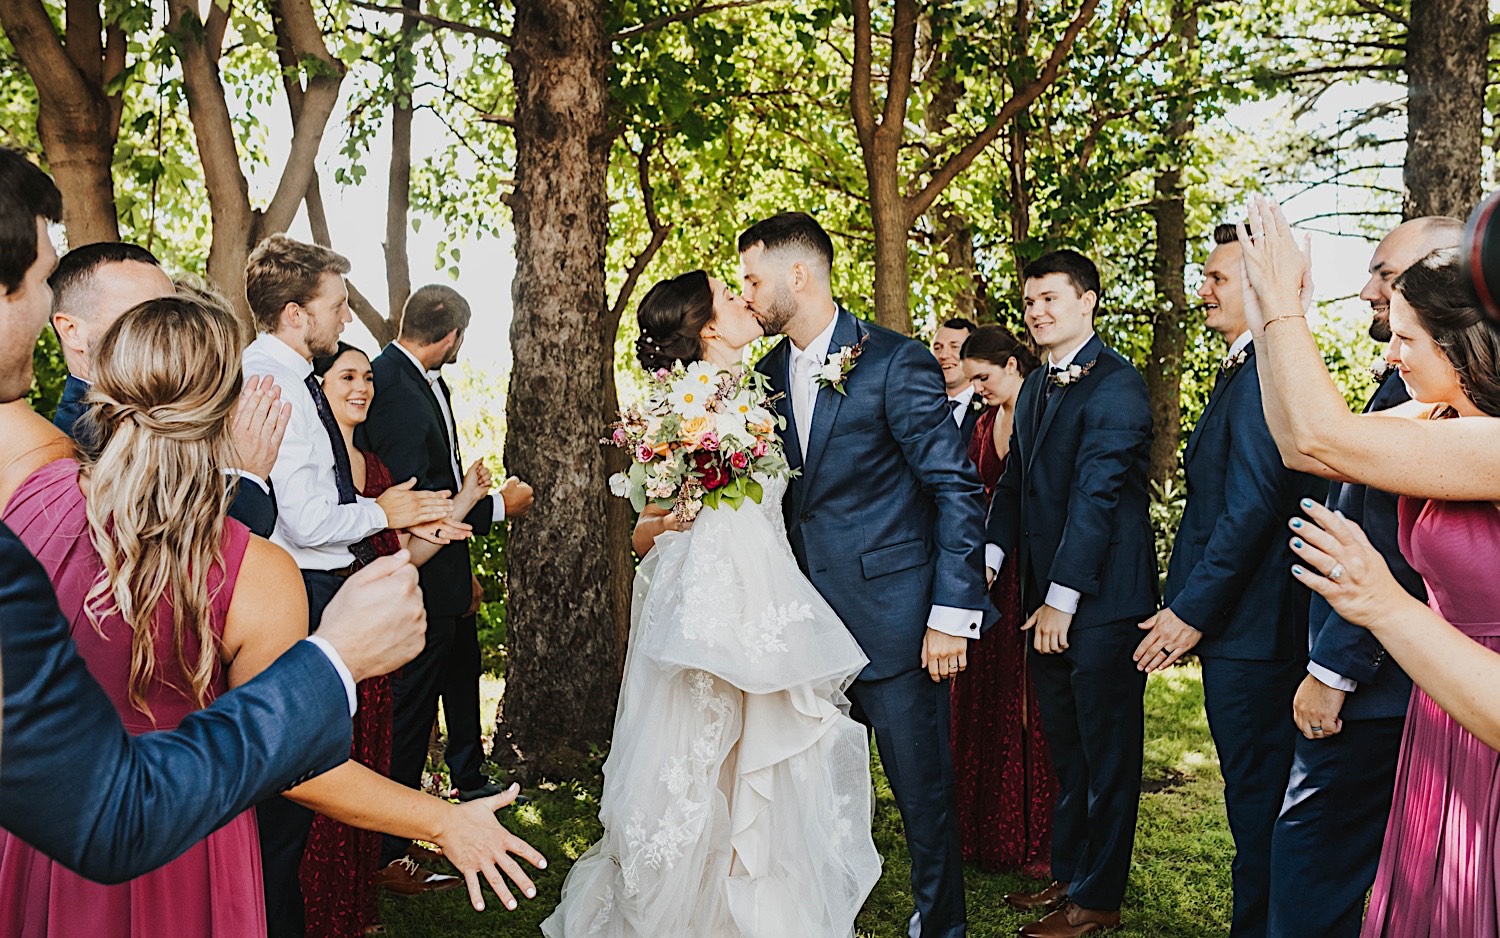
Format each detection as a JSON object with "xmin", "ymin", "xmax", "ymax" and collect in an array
[{"xmin": 606, "ymin": 362, "xmax": 793, "ymax": 521}]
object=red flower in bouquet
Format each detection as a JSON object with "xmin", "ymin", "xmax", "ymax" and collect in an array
[{"xmin": 694, "ymin": 451, "xmax": 731, "ymax": 491}]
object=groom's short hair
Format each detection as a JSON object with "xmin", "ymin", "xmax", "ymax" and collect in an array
[
  {"xmin": 1023, "ymin": 249, "xmax": 1101, "ymax": 307},
  {"xmin": 738, "ymin": 213, "xmax": 834, "ymax": 276}
]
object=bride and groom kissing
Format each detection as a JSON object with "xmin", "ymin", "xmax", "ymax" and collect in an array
[{"xmin": 543, "ymin": 211, "xmax": 991, "ymax": 937}]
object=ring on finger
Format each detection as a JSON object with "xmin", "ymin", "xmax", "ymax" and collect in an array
[{"xmin": 1328, "ymin": 563, "xmax": 1345, "ymax": 582}]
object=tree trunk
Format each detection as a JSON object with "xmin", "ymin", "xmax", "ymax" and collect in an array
[
  {"xmin": 869, "ymin": 182, "xmax": 914, "ymax": 334},
  {"xmin": 0, "ymin": 0, "xmax": 124, "ymax": 245},
  {"xmin": 1145, "ymin": 0, "xmax": 1195, "ymax": 489},
  {"xmin": 496, "ymin": 0, "xmax": 618, "ymax": 782},
  {"xmin": 384, "ymin": 0, "xmax": 419, "ymax": 325},
  {"xmin": 1402, "ymin": 0, "xmax": 1487, "ymax": 218}
]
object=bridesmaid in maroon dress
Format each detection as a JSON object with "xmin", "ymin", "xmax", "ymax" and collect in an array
[
  {"xmin": 301, "ymin": 344, "xmax": 490, "ymax": 937},
  {"xmin": 948, "ymin": 325, "xmax": 1058, "ymax": 875}
]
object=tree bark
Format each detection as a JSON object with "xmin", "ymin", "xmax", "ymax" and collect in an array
[
  {"xmin": 1402, "ymin": 0, "xmax": 1487, "ymax": 218},
  {"xmin": 1145, "ymin": 0, "xmax": 1195, "ymax": 489},
  {"xmin": 0, "ymin": 0, "xmax": 124, "ymax": 245},
  {"xmin": 385, "ymin": 0, "xmax": 420, "ymax": 325},
  {"xmin": 497, "ymin": 0, "xmax": 618, "ymax": 781}
]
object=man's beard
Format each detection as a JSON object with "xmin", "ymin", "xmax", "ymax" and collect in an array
[
  {"xmin": 1368, "ymin": 309, "xmax": 1392, "ymax": 343},
  {"xmin": 307, "ymin": 322, "xmax": 341, "ymax": 358},
  {"xmin": 753, "ymin": 284, "xmax": 798, "ymax": 337}
]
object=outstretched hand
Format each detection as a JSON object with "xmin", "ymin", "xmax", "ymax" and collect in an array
[
  {"xmin": 432, "ymin": 783, "xmax": 548, "ymax": 912},
  {"xmin": 1287, "ymin": 498, "xmax": 1410, "ymax": 633},
  {"xmin": 1236, "ymin": 197, "xmax": 1312, "ymax": 330},
  {"xmin": 231, "ymin": 374, "xmax": 291, "ymax": 480},
  {"xmin": 1133, "ymin": 607, "xmax": 1201, "ymax": 673}
]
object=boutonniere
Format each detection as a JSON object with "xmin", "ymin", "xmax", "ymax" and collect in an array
[
  {"xmin": 1370, "ymin": 357, "xmax": 1393, "ymax": 381},
  {"xmin": 971, "ymin": 396, "xmax": 987, "ymax": 412},
  {"xmin": 1049, "ymin": 359, "xmax": 1096, "ymax": 387},
  {"xmin": 1221, "ymin": 348, "xmax": 1249, "ymax": 372},
  {"xmin": 813, "ymin": 336, "xmax": 869, "ymax": 396}
]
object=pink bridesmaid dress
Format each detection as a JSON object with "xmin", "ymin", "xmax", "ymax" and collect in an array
[
  {"xmin": 0, "ymin": 458, "xmax": 266, "ymax": 937},
  {"xmin": 1361, "ymin": 497, "xmax": 1500, "ymax": 937}
]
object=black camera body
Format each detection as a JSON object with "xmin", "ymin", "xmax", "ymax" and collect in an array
[{"xmin": 1465, "ymin": 190, "xmax": 1500, "ymax": 321}]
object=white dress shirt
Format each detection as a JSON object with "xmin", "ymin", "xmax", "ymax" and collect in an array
[
  {"xmin": 947, "ymin": 385, "xmax": 976, "ymax": 426},
  {"xmin": 389, "ymin": 343, "xmax": 500, "ymax": 524},
  {"xmin": 985, "ymin": 332, "xmax": 1096, "ymax": 615},
  {"xmin": 789, "ymin": 314, "xmax": 983, "ymax": 640},
  {"xmin": 242, "ymin": 333, "xmax": 388, "ymax": 570}
]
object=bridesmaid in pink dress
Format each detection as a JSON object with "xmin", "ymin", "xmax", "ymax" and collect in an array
[{"xmin": 947, "ymin": 325, "xmax": 1058, "ymax": 875}]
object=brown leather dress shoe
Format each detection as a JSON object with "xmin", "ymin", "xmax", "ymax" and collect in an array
[
  {"xmin": 405, "ymin": 842, "xmax": 444, "ymax": 866},
  {"xmin": 1017, "ymin": 901, "xmax": 1121, "ymax": 937},
  {"xmin": 374, "ymin": 857, "xmax": 462, "ymax": 897},
  {"xmin": 1004, "ymin": 880, "xmax": 1071, "ymax": 912}
]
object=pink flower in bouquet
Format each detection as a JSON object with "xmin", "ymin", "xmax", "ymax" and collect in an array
[
  {"xmin": 700, "ymin": 431, "xmax": 721, "ymax": 452},
  {"xmin": 750, "ymin": 438, "xmax": 769, "ymax": 458},
  {"xmin": 729, "ymin": 450, "xmax": 750, "ymax": 470},
  {"xmin": 636, "ymin": 443, "xmax": 656, "ymax": 463},
  {"xmin": 612, "ymin": 427, "xmax": 628, "ymax": 446},
  {"xmin": 654, "ymin": 368, "xmax": 670, "ymax": 381},
  {"xmin": 693, "ymin": 451, "xmax": 731, "ymax": 491}
]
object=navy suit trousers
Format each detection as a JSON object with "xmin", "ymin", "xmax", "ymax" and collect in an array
[
  {"xmin": 1201, "ymin": 656, "xmax": 1303, "ymax": 938},
  {"xmin": 1030, "ymin": 622, "xmax": 1145, "ymax": 910},
  {"xmin": 847, "ymin": 668, "xmax": 966, "ymax": 938},
  {"xmin": 1269, "ymin": 715, "xmax": 1405, "ymax": 937}
]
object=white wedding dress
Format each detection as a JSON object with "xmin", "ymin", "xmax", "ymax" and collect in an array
[{"xmin": 540, "ymin": 477, "xmax": 881, "ymax": 937}]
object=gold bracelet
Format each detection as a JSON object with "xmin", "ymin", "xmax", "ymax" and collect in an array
[{"xmin": 1263, "ymin": 314, "xmax": 1306, "ymax": 330}]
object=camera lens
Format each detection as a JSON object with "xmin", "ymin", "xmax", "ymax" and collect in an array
[{"xmin": 1464, "ymin": 190, "xmax": 1500, "ymax": 321}]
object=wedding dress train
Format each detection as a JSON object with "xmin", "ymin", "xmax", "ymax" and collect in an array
[{"xmin": 541, "ymin": 478, "xmax": 880, "ymax": 937}]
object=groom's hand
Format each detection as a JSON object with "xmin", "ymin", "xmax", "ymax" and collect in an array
[
  {"xmin": 921, "ymin": 629, "xmax": 968, "ymax": 682},
  {"xmin": 1023, "ymin": 604, "xmax": 1073, "ymax": 654}
]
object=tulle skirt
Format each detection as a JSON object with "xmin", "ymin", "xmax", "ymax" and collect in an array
[{"xmin": 541, "ymin": 488, "xmax": 881, "ymax": 937}]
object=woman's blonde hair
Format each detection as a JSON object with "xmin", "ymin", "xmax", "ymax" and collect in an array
[{"xmin": 82, "ymin": 294, "xmax": 243, "ymax": 720}]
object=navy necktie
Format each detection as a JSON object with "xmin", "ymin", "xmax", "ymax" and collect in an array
[
  {"xmin": 948, "ymin": 398, "xmax": 962, "ymax": 414},
  {"xmin": 304, "ymin": 374, "xmax": 378, "ymax": 567}
]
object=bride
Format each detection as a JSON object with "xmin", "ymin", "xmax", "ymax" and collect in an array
[{"xmin": 541, "ymin": 270, "xmax": 881, "ymax": 937}]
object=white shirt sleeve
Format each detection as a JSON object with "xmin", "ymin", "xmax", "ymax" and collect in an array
[
  {"xmin": 1307, "ymin": 661, "xmax": 1358, "ymax": 693},
  {"xmin": 225, "ymin": 468, "xmax": 270, "ymax": 494},
  {"xmin": 985, "ymin": 544, "xmax": 1004, "ymax": 574},
  {"xmin": 1044, "ymin": 583, "xmax": 1082, "ymax": 615},
  {"xmin": 927, "ymin": 605, "xmax": 982, "ymax": 639},
  {"xmin": 303, "ymin": 635, "xmax": 359, "ymax": 716},
  {"xmin": 489, "ymin": 493, "xmax": 503, "ymax": 524},
  {"xmin": 270, "ymin": 403, "xmax": 388, "ymax": 549}
]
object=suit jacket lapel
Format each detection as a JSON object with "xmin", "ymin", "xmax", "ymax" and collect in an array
[
  {"xmin": 385, "ymin": 344, "xmax": 449, "ymax": 437},
  {"xmin": 762, "ymin": 339, "xmax": 802, "ymax": 471},
  {"xmin": 1031, "ymin": 334, "xmax": 1103, "ymax": 468},
  {"xmin": 799, "ymin": 309, "xmax": 859, "ymax": 484},
  {"xmin": 1185, "ymin": 345, "xmax": 1252, "ymax": 466}
]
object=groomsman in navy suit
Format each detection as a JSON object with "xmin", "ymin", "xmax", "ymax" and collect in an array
[
  {"xmin": 1267, "ymin": 216, "xmax": 1462, "ymax": 937},
  {"xmin": 746, "ymin": 212, "xmax": 988, "ymax": 938},
  {"xmin": 985, "ymin": 250, "xmax": 1157, "ymax": 937},
  {"xmin": 48, "ymin": 242, "xmax": 283, "ymax": 537},
  {"xmin": 1134, "ymin": 224, "xmax": 1320, "ymax": 938},
  {"xmin": 930, "ymin": 317, "xmax": 986, "ymax": 443}
]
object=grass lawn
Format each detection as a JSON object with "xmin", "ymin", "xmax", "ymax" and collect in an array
[{"xmin": 380, "ymin": 664, "xmax": 1233, "ymax": 937}]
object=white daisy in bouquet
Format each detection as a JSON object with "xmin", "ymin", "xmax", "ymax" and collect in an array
[{"xmin": 606, "ymin": 363, "xmax": 793, "ymax": 521}]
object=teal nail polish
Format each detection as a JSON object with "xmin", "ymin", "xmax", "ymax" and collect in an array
[
  {"xmin": 1292, "ymin": 537, "xmax": 1303, "ymax": 549},
  {"xmin": 1301, "ymin": 498, "xmax": 1313, "ymax": 509},
  {"xmin": 1292, "ymin": 564, "xmax": 1305, "ymax": 575},
  {"xmin": 1291, "ymin": 518, "xmax": 1303, "ymax": 529}
]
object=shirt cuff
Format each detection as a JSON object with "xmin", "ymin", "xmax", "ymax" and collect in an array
[
  {"xmin": 985, "ymin": 544, "xmax": 1004, "ymax": 575},
  {"xmin": 225, "ymin": 468, "xmax": 270, "ymax": 494},
  {"xmin": 1307, "ymin": 661, "xmax": 1358, "ymax": 693},
  {"xmin": 304, "ymin": 635, "xmax": 359, "ymax": 716},
  {"xmin": 1045, "ymin": 583, "xmax": 1082, "ymax": 615},
  {"xmin": 489, "ymin": 493, "xmax": 502, "ymax": 524},
  {"xmin": 927, "ymin": 605, "xmax": 983, "ymax": 638},
  {"xmin": 357, "ymin": 497, "xmax": 394, "ymax": 537}
]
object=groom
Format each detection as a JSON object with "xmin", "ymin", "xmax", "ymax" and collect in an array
[{"xmin": 745, "ymin": 212, "xmax": 989, "ymax": 938}]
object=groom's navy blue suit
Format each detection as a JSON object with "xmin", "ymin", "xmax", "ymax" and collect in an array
[
  {"xmin": 757, "ymin": 307, "xmax": 988, "ymax": 938},
  {"xmin": 1163, "ymin": 345, "xmax": 1320, "ymax": 938},
  {"xmin": 985, "ymin": 333, "xmax": 1156, "ymax": 912}
]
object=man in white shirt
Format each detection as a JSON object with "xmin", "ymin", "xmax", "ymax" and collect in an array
[
  {"xmin": 930, "ymin": 317, "xmax": 985, "ymax": 442},
  {"xmin": 241, "ymin": 235, "xmax": 456, "ymax": 936}
]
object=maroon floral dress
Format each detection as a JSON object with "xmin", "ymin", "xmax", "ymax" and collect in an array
[
  {"xmin": 949, "ymin": 407, "xmax": 1058, "ymax": 874},
  {"xmin": 299, "ymin": 450, "xmax": 401, "ymax": 937}
]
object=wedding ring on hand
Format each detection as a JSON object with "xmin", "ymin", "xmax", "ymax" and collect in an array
[
  {"xmin": 1311, "ymin": 725, "xmax": 1324, "ymax": 734},
  {"xmin": 1328, "ymin": 563, "xmax": 1345, "ymax": 582}
]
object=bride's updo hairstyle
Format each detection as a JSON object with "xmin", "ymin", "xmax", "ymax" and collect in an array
[
  {"xmin": 1393, "ymin": 248, "xmax": 1500, "ymax": 418},
  {"xmin": 636, "ymin": 270, "xmax": 713, "ymax": 371}
]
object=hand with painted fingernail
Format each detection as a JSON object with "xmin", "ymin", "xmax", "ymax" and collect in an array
[{"xmin": 1287, "ymin": 497, "xmax": 1409, "ymax": 635}]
